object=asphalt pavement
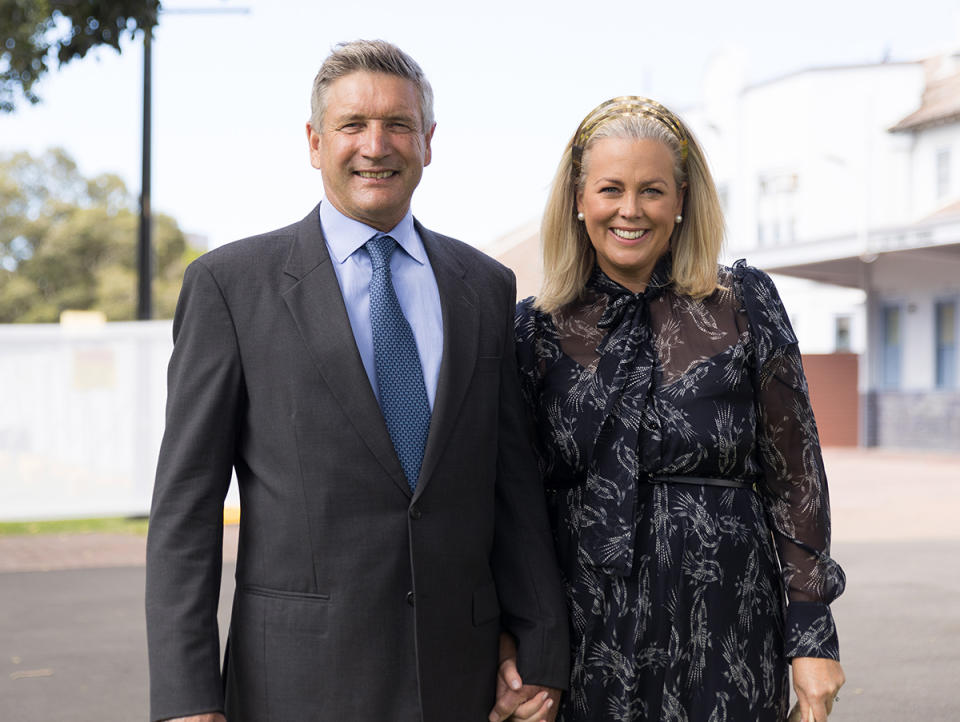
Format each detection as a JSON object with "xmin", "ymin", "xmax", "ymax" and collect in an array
[{"xmin": 1, "ymin": 448, "xmax": 958, "ymax": 721}]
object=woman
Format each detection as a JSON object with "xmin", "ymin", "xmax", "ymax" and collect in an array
[{"xmin": 509, "ymin": 97, "xmax": 845, "ymax": 722}]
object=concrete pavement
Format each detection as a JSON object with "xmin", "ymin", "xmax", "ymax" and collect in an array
[{"xmin": 1, "ymin": 448, "xmax": 958, "ymax": 720}]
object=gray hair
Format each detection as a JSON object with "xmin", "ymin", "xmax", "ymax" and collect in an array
[{"xmin": 309, "ymin": 39, "xmax": 434, "ymax": 132}]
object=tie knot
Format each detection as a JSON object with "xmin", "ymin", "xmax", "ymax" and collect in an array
[{"xmin": 365, "ymin": 234, "xmax": 398, "ymax": 270}]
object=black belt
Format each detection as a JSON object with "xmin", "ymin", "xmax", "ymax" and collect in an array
[{"xmin": 649, "ymin": 474, "xmax": 756, "ymax": 490}]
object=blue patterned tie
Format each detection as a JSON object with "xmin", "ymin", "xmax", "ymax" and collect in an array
[{"xmin": 365, "ymin": 234, "xmax": 431, "ymax": 492}]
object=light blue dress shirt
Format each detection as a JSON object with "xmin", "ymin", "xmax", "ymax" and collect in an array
[{"xmin": 319, "ymin": 200, "xmax": 443, "ymax": 410}]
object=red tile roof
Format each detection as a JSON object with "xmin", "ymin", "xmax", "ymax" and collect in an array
[{"xmin": 891, "ymin": 56, "xmax": 960, "ymax": 132}]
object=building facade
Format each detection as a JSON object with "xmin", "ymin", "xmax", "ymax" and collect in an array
[{"xmin": 686, "ymin": 52, "xmax": 960, "ymax": 450}]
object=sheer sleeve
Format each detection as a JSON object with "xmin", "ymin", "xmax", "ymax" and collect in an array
[
  {"xmin": 514, "ymin": 297, "xmax": 543, "ymax": 414},
  {"xmin": 514, "ymin": 297, "xmax": 562, "ymax": 485},
  {"xmin": 736, "ymin": 261, "xmax": 846, "ymax": 661}
]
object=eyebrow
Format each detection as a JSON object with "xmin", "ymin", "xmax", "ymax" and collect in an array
[
  {"xmin": 593, "ymin": 176, "xmax": 669, "ymax": 185},
  {"xmin": 333, "ymin": 112, "xmax": 418, "ymax": 124}
]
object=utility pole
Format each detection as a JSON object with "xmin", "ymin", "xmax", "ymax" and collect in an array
[
  {"xmin": 137, "ymin": 28, "xmax": 153, "ymax": 320},
  {"xmin": 137, "ymin": 5, "xmax": 250, "ymax": 320}
]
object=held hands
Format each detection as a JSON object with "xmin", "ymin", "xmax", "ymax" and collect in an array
[
  {"xmin": 488, "ymin": 633, "xmax": 561, "ymax": 722},
  {"xmin": 789, "ymin": 657, "xmax": 845, "ymax": 722}
]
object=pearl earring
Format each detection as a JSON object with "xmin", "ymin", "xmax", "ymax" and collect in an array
[
  {"xmin": 675, "ymin": 214, "xmax": 683, "ymax": 224},
  {"xmin": 577, "ymin": 212, "xmax": 585, "ymax": 221}
]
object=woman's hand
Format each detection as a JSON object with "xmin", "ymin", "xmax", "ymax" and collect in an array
[
  {"xmin": 506, "ymin": 689, "xmax": 556, "ymax": 722},
  {"xmin": 791, "ymin": 657, "xmax": 845, "ymax": 721}
]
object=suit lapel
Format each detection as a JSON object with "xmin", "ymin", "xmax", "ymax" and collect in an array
[
  {"xmin": 281, "ymin": 206, "xmax": 410, "ymax": 497},
  {"xmin": 415, "ymin": 223, "xmax": 479, "ymax": 498}
]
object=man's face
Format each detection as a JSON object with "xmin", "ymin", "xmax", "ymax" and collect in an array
[{"xmin": 307, "ymin": 71, "xmax": 434, "ymax": 232}]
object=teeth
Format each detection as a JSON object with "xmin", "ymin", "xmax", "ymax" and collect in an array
[
  {"xmin": 612, "ymin": 229, "xmax": 645, "ymax": 240},
  {"xmin": 357, "ymin": 171, "xmax": 394, "ymax": 179}
]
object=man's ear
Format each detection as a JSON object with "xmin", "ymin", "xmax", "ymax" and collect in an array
[
  {"xmin": 423, "ymin": 122, "xmax": 436, "ymax": 167},
  {"xmin": 307, "ymin": 122, "xmax": 323, "ymax": 170}
]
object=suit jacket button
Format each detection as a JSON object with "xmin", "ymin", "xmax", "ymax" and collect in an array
[
  {"xmin": 409, "ymin": 506, "xmax": 422, "ymax": 520},
  {"xmin": 406, "ymin": 591, "xmax": 415, "ymax": 606}
]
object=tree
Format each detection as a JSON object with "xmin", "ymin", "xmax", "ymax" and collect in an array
[
  {"xmin": 0, "ymin": 1, "xmax": 161, "ymax": 113},
  {"xmin": 0, "ymin": 148, "xmax": 200, "ymax": 322}
]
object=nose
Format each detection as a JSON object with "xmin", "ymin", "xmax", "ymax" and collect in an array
[
  {"xmin": 619, "ymin": 193, "xmax": 642, "ymax": 219},
  {"xmin": 361, "ymin": 122, "xmax": 390, "ymax": 158}
]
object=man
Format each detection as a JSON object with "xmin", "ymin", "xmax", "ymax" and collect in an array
[{"xmin": 145, "ymin": 40, "xmax": 568, "ymax": 722}]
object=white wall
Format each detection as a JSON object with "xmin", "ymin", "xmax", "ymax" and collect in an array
[
  {"xmin": 700, "ymin": 62, "xmax": 927, "ymax": 258},
  {"xmin": 911, "ymin": 123, "xmax": 960, "ymax": 218},
  {"xmin": 0, "ymin": 321, "xmax": 239, "ymax": 521}
]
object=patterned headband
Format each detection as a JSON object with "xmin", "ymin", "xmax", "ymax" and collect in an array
[{"xmin": 571, "ymin": 96, "xmax": 689, "ymax": 178}]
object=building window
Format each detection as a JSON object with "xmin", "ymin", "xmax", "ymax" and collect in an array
[
  {"xmin": 881, "ymin": 305, "xmax": 901, "ymax": 389},
  {"xmin": 835, "ymin": 316, "xmax": 852, "ymax": 352},
  {"xmin": 936, "ymin": 148, "xmax": 951, "ymax": 198},
  {"xmin": 757, "ymin": 171, "xmax": 798, "ymax": 249},
  {"xmin": 936, "ymin": 300, "xmax": 956, "ymax": 388}
]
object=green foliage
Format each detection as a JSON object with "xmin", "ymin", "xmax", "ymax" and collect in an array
[
  {"xmin": 0, "ymin": 147, "xmax": 198, "ymax": 322},
  {"xmin": 0, "ymin": 0, "xmax": 161, "ymax": 112},
  {"xmin": 0, "ymin": 515, "xmax": 150, "ymax": 536}
]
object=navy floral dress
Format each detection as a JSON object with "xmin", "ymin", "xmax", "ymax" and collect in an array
[{"xmin": 514, "ymin": 257, "xmax": 845, "ymax": 721}]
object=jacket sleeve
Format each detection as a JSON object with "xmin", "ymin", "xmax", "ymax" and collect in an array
[
  {"xmin": 491, "ymin": 274, "xmax": 570, "ymax": 690},
  {"xmin": 737, "ymin": 261, "xmax": 846, "ymax": 661},
  {"xmin": 145, "ymin": 259, "xmax": 244, "ymax": 720}
]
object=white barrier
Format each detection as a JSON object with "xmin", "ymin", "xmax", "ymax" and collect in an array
[{"xmin": 0, "ymin": 320, "xmax": 238, "ymax": 521}]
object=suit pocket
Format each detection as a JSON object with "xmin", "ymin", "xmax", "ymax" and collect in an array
[
  {"xmin": 472, "ymin": 581, "xmax": 501, "ymax": 626},
  {"xmin": 241, "ymin": 584, "xmax": 330, "ymax": 635},
  {"xmin": 237, "ymin": 586, "xmax": 333, "ymax": 718},
  {"xmin": 227, "ymin": 585, "xmax": 332, "ymax": 720},
  {"xmin": 476, "ymin": 355, "xmax": 501, "ymax": 374}
]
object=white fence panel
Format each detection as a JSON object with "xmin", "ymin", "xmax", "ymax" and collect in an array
[{"xmin": 0, "ymin": 321, "xmax": 239, "ymax": 521}]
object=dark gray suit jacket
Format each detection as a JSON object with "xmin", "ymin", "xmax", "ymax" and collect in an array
[{"xmin": 145, "ymin": 206, "xmax": 569, "ymax": 721}]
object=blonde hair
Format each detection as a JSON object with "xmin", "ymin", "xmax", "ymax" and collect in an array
[{"xmin": 537, "ymin": 101, "xmax": 724, "ymax": 313}]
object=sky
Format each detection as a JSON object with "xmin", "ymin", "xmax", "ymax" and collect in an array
[{"xmin": 2, "ymin": 0, "xmax": 959, "ymax": 251}]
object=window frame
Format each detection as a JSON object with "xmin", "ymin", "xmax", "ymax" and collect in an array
[
  {"xmin": 934, "ymin": 298, "xmax": 958, "ymax": 390},
  {"xmin": 880, "ymin": 303, "xmax": 902, "ymax": 390}
]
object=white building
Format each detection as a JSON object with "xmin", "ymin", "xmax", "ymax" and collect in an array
[{"xmin": 687, "ymin": 51, "xmax": 960, "ymax": 450}]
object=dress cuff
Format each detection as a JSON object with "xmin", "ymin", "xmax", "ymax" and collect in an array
[{"xmin": 784, "ymin": 601, "xmax": 840, "ymax": 660}]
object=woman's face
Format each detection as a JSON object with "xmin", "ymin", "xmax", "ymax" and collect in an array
[{"xmin": 576, "ymin": 137, "xmax": 684, "ymax": 292}]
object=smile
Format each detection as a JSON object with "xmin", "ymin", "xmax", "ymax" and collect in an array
[
  {"xmin": 356, "ymin": 170, "xmax": 396, "ymax": 179},
  {"xmin": 611, "ymin": 228, "xmax": 647, "ymax": 240}
]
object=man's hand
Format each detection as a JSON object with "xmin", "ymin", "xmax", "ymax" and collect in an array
[
  {"xmin": 488, "ymin": 633, "xmax": 561, "ymax": 722},
  {"xmin": 166, "ymin": 715, "xmax": 226, "ymax": 722},
  {"xmin": 791, "ymin": 657, "xmax": 845, "ymax": 721}
]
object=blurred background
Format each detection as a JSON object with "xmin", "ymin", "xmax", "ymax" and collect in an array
[
  {"xmin": 1, "ymin": 1, "xmax": 959, "ymax": 719},
  {"xmin": 2, "ymin": 0, "xmax": 960, "ymax": 518}
]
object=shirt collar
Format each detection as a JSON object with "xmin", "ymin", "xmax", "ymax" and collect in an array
[{"xmin": 318, "ymin": 200, "xmax": 425, "ymax": 266}]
